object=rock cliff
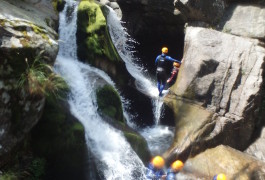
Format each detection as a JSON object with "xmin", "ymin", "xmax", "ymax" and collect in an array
[{"xmin": 0, "ymin": 0, "xmax": 59, "ymax": 167}]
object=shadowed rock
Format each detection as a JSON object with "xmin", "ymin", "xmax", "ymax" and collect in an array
[{"xmin": 0, "ymin": 0, "xmax": 59, "ymax": 167}]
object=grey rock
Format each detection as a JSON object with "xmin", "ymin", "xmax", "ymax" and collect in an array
[
  {"xmin": 0, "ymin": 0, "xmax": 58, "ymax": 167},
  {"xmin": 220, "ymin": 4, "xmax": 265, "ymax": 40},
  {"xmin": 185, "ymin": 145, "xmax": 265, "ymax": 179},
  {"xmin": 168, "ymin": 27, "xmax": 265, "ymax": 159}
]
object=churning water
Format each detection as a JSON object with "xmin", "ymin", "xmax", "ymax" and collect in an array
[{"xmin": 54, "ymin": 0, "xmax": 147, "ymax": 179}]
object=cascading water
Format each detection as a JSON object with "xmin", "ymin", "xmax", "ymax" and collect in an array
[
  {"xmin": 106, "ymin": 7, "xmax": 165, "ymax": 125},
  {"xmin": 54, "ymin": 1, "xmax": 147, "ymax": 179},
  {"xmin": 106, "ymin": 7, "xmax": 174, "ymax": 155}
]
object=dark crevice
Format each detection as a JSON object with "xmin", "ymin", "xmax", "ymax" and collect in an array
[{"xmin": 197, "ymin": 59, "xmax": 219, "ymax": 78}]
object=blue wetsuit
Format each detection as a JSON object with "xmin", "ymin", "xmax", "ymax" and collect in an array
[
  {"xmin": 166, "ymin": 168, "xmax": 177, "ymax": 180},
  {"xmin": 155, "ymin": 54, "xmax": 181, "ymax": 96},
  {"xmin": 146, "ymin": 163, "xmax": 166, "ymax": 180}
]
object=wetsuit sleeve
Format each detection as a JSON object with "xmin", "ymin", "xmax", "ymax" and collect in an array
[
  {"xmin": 146, "ymin": 168, "xmax": 155, "ymax": 179},
  {"xmin": 155, "ymin": 55, "xmax": 160, "ymax": 65},
  {"xmin": 165, "ymin": 56, "xmax": 182, "ymax": 64}
]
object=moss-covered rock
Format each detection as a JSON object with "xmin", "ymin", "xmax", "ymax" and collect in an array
[
  {"xmin": 96, "ymin": 84, "xmax": 151, "ymax": 163},
  {"xmin": 77, "ymin": 0, "xmax": 120, "ymax": 61},
  {"xmin": 96, "ymin": 84, "xmax": 124, "ymax": 123},
  {"xmin": 76, "ymin": 0, "xmax": 130, "ymax": 86},
  {"xmin": 52, "ymin": 0, "xmax": 66, "ymax": 12},
  {"xmin": 124, "ymin": 132, "xmax": 151, "ymax": 164},
  {"xmin": 30, "ymin": 97, "xmax": 88, "ymax": 179},
  {"xmin": 0, "ymin": 0, "xmax": 59, "ymax": 168}
]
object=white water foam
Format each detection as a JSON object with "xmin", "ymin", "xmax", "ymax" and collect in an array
[
  {"xmin": 55, "ymin": 1, "xmax": 147, "ymax": 179},
  {"xmin": 140, "ymin": 125, "xmax": 174, "ymax": 156}
]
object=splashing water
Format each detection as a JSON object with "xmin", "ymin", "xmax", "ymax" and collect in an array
[
  {"xmin": 140, "ymin": 125, "xmax": 174, "ymax": 155},
  {"xmin": 105, "ymin": 6, "xmax": 175, "ymax": 157},
  {"xmin": 54, "ymin": 0, "xmax": 147, "ymax": 179},
  {"xmin": 106, "ymin": 7, "xmax": 165, "ymax": 125}
]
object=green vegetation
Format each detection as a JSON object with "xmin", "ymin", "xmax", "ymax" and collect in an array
[
  {"xmin": 52, "ymin": 0, "xmax": 66, "ymax": 12},
  {"xmin": 96, "ymin": 85, "xmax": 124, "ymax": 123},
  {"xmin": 30, "ymin": 96, "xmax": 87, "ymax": 178},
  {"xmin": 77, "ymin": 0, "xmax": 120, "ymax": 62},
  {"xmin": 96, "ymin": 84, "xmax": 151, "ymax": 163},
  {"xmin": 17, "ymin": 51, "xmax": 68, "ymax": 98},
  {"xmin": 76, "ymin": 0, "xmax": 130, "ymax": 87}
]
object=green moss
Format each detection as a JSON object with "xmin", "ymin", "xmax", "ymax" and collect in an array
[
  {"xmin": 31, "ymin": 97, "xmax": 87, "ymax": 176},
  {"xmin": 124, "ymin": 132, "xmax": 151, "ymax": 164},
  {"xmin": 0, "ymin": 19, "xmax": 6, "ymax": 27},
  {"xmin": 0, "ymin": 172, "xmax": 18, "ymax": 180},
  {"xmin": 96, "ymin": 85, "xmax": 124, "ymax": 123},
  {"xmin": 77, "ymin": 0, "xmax": 121, "ymax": 62},
  {"xmin": 52, "ymin": 0, "xmax": 65, "ymax": 12}
]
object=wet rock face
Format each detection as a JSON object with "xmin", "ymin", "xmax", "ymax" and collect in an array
[
  {"xmin": 0, "ymin": 0, "xmax": 58, "ymax": 167},
  {"xmin": 116, "ymin": 0, "xmax": 185, "ymax": 43},
  {"xmin": 169, "ymin": 26, "xmax": 265, "ymax": 156}
]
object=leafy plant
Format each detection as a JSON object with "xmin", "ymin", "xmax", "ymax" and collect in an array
[{"xmin": 18, "ymin": 51, "xmax": 68, "ymax": 98}]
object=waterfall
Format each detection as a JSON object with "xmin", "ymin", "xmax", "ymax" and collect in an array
[
  {"xmin": 106, "ymin": 7, "xmax": 174, "ymax": 156},
  {"xmin": 106, "ymin": 7, "xmax": 164, "ymax": 125},
  {"xmin": 54, "ymin": 0, "xmax": 147, "ymax": 179}
]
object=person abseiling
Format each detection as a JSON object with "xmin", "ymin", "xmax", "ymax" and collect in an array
[
  {"xmin": 155, "ymin": 47, "xmax": 181, "ymax": 96},
  {"xmin": 213, "ymin": 173, "xmax": 227, "ymax": 180},
  {"xmin": 146, "ymin": 156, "xmax": 166, "ymax": 180},
  {"xmin": 166, "ymin": 160, "xmax": 184, "ymax": 180},
  {"xmin": 167, "ymin": 62, "xmax": 180, "ymax": 84}
]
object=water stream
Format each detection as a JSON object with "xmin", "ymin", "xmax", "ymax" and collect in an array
[
  {"xmin": 106, "ymin": 7, "xmax": 174, "ymax": 155},
  {"xmin": 54, "ymin": 1, "xmax": 147, "ymax": 179},
  {"xmin": 106, "ymin": 7, "xmax": 165, "ymax": 125}
]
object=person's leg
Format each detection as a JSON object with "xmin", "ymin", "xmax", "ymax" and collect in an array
[
  {"xmin": 156, "ymin": 72, "xmax": 161, "ymax": 92},
  {"xmin": 159, "ymin": 71, "xmax": 167, "ymax": 96}
]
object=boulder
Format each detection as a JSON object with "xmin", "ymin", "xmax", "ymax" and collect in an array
[
  {"xmin": 219, "ymin": 4, "xmax": 265, "ymax": 40},
  {"xmin": 76, "ymin": 0, "xmax": 131, "ymax": 87},
  {"xmin": 0, "ymin": 0, "xmax": 58, "ymax": 167},
  {"xmin": 174, "ymin": 0, "xmax": 226, "ymax": 24},
  {"xmin": 167, "ymin": 27, "xmax": 265, "ymax": 159},
  {"xmin": 96, "ymin": 84, "xmax": 151, "ymax": 163},
  {"xmin": 163, "ymin": 95, "xmax": 214, "ymax": 161},
  {"xmin": 185, "ymin": 145, "xmax": 265, "ymax": 179}
]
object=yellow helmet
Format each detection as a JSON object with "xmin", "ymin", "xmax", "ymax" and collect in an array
[
  {"xmin": 216, "ymin": 174, "xmax": 226, "ymax": 180},
  {"xmin": 161, "ymin": 47, "xmax": 168, "ymax": 54},
  {"xmin": 151, "ymin": 156, "xmax": 165, "ymax": 169},
  {"xmin": 173, "ymin": 62, "xmax": 180, "ymax": 67},
  {"xmin": 171, "ymin": 160, "xmax": 184, "ymax": 172}
]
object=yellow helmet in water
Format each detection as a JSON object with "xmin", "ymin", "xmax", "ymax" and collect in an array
[
  {"xmin": 173, "ymin": 62, "xmax": 180, "ymax": 67},
  {"xmin": 171, "ymin": 160, "xmax": 184, "ymax": 172},
  {"xmin": 151, "ymin": 156, "xmax": 165, "ymax": 169},
  {"xmin": 216, "ymin": 174, "xmax": 227, "ymax": 180},
  {"xmin": 161, "ymin": 47, "xmax": 168, "ymax": 54}
]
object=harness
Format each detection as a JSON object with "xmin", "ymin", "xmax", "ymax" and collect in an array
[{"xmin": 156, "ymin": 55, "xmax": 167, "ymax": 72}]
